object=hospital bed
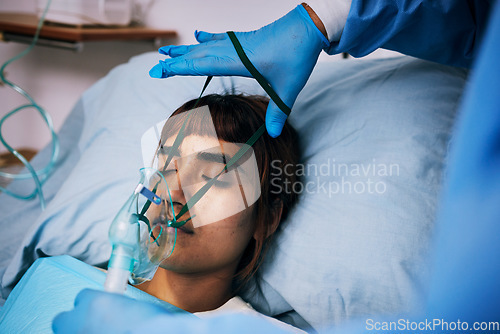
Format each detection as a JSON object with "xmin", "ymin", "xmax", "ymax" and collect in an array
[{"xmin": 0, "ymin": 52, "xmax": 467, "ymax": 332}]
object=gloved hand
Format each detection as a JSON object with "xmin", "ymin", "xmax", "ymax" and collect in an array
[
  {"xmin": 52, "ymin": 289, "xmax": 182, "ymax": 333},
  {"xmin": 52, "ymin": 289, "xmax": 293, "ymax": 333},
  {"xmin": 149, "ymin": 5, "xmax": 329, "ymax": 138}
]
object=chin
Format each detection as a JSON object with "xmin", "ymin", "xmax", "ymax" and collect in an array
[{"xmin": 159, "ymin": 254, "xmax": 194, "ymax": 271}]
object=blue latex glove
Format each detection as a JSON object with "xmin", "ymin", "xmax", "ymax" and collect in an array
[
  {"xmin": 52, "ymin": 289, "xmax": 181, "ymax": 333},
  {"xmin": 52, "ymin": 289, "xmax": 293, "ymax": 333},
  {"xmin": 149, "ymin": 5, "xmax": 329, "ymax": 138}
]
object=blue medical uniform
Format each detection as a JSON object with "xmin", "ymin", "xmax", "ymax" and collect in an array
[
  {"xmin": 329, "ymin": 0, "xmax": 493, "ymax": 68},
  {"xmin": 423, "ymin": 1, "xmax": 500, "ymax": 322},
  {"xmin": 332, "ymin": 0, "xmax": 500, "ymax": 323}
]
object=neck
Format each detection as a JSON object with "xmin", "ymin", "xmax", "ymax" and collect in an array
[{"xmin": 136, "ymin": 267, "xmax": 235, "ymax": 313}]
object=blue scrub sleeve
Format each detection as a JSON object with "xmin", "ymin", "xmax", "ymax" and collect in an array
[
  {"xmin": 325, "ymin": 0, "xmax": 493, "ymax": 68},
  {"xmin": 426, "ymin": 0, "xmax": 500, "ymax": 320}
]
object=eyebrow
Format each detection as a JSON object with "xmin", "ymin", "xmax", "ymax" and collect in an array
[
  {"xmin": 159, "ymin": 145, "xmax": 180, "ymax": 157},
  {"xmin": 197, "ymin": 151, "xmax": 247, "ymax": 176},
  {"xmin": 161, "ymin": 145, "xmax": 250, "ymax": 173},
  {"xmin": 160, "ymin": 146, "xmax": 231, "ymax": 163},
  {"xmin": 196, "ymin": 151, "xmax": 231, "ymax": 165}
]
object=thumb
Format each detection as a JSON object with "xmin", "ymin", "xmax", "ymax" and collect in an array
[
  {"xmin": 52, "ymin": 310, "xmax": 77, "ymax": 333},
  {"xmin": 194, "ymin": 30, "xmax": 227, "ymax": 43},
  {"xmin": 265, "ymin": 100, "xmax": 289, "ymax": 138}
]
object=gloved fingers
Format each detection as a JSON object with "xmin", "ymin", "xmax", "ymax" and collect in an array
[
  {"xmin": 73, "ymin": 288, "xmax": 101, "ymax": 308},
  {"xmin": 265, "ymin": 100, "xmax": 289, "ymax": 138},
  {"xmin": 52, "ymin": 310, "xmax": 79, "ymax": 333},
  {"xmin": 159, "ymin": 45, "xmax": 173, "ymax": 55},
  {"xmin": 166, "ymin": 55, "xmax": 246, "ymax": 76},
  {"xmin": 195, "ymin": 30, "xmax": 228, "ymax": 43},
  {"xmin": 159, "ymin": 31, "xmax": 227, "ymax": 57},
  {"xmin": 52, "ymin": 289, "xmax": 97, "ymax": 333},
  {"xmin": 160, "ymin": 39, "xmax": 228, "ymax": 59},
  {"xmin": 150, "ymin": 57, "xmax": 213, "ymax": 78},
  {"xmin": 151, "ymin": 55, "xmax": 249, "ymax": 78},
  {"xmin": 159, "ymin": 44, "xmax": 201, "ymax": 58}
]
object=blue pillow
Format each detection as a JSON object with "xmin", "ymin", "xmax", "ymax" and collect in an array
[
  {"xmin": 0, "ymin": 53, "xmax": 467, "ymax": 331},
  {"xmin": 243, "ymin": 58, "xmax": 467, "ymax": 330}
]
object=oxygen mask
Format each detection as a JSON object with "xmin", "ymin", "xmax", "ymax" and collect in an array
[{"xmin": 105, "ymin": 102, "xmax": 261, "ymax": 292}]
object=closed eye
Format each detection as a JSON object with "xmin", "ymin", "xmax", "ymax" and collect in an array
[
  {"xmin": 161, "ymin": 169, "xmax": 177, "ymax": 176},
  {"xmin": 202, "ymin": 174, "xmax": 230, "ymax": 188}
]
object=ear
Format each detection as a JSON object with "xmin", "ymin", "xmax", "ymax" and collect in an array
[{"xmin": 253, "ymin": 199, "xmax": 283, "ymax": 240}]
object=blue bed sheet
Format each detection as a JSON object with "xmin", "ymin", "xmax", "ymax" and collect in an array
[{"xmin": 0, "ymin": 255, "xmax": 189, "ymax": 333}]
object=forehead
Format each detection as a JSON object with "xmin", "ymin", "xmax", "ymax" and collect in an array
[{"xmin": 163, "ymin": 134, "xmax": 241, "ymax": 157}]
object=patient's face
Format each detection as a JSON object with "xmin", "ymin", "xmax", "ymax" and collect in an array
[{"xmin": 151, "ymin": 134, "xmax": 259, "ymax": 274}]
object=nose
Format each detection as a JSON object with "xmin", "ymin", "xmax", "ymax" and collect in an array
[
  {"xmin": 162, "ymin": 158, "xmax": 193, "ymax": 190},
  {"xmin": 161, "ymin": 158, "xmax": 199, "ymax": 221},
  {"xmin": 164, "ymin": 187, "xmax": 187, "ymax": 221}
]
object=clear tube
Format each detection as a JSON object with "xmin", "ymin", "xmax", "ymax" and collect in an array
[
  {"xmin": 104, "ymin": 266, "xmax": 131, "ymax": 293},
  {"xmin": 105, "ymin": 168, "xmax": 178, "ymax": 291},
  {"xmin": 0, "ymin": 0, "xmax": 59, "ymax": 210},
  {"xmin": 105, "ymin": 193, "xmax": 139, "ymax": 293}
]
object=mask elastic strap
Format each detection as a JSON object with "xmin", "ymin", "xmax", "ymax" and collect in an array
[
  {"xmin": 226, "ymin": 31, "xmax": 291, "ymax": 117},
  {"xmin": 139, "ymin": 76, "xmax": 213, "ymax": 229},
  {"xmin": 161, "ymin": 76, "xmax": 213, "ymax": 172},
  {"xmin": 170, "ymin": 31, "xmax": 291, "ymax": 226}
]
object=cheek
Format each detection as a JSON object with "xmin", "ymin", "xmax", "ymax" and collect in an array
[
  {"xmin": 202, "ymin": 211, "xmax": 256, "ymax": 261},
  {"xmin": 186, "ymin": 184, "xmax": 253, "ymax": 228},
  {"xmin": 220, "ymin": 206, "xmax": 256, "ymax": 247},
  {"xmin": 160, "ymin": 209, "xmax": 256, "ymax": 272}
]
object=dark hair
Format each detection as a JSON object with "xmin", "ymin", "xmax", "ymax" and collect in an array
[{"xmin": 162, "ymin": 94, "xmax": 301, "ymax": 290}]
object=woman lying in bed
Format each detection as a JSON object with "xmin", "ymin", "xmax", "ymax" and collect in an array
[{"xmin": 134, "ymin": 94, "xmax": 302, "ymax": 330}]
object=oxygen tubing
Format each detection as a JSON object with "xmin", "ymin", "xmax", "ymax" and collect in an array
[{"xmin": 0, "ymin": 0, "xmax": 59, "ymax": 210}]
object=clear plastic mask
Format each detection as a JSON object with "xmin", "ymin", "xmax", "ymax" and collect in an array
[{"xmin": 125, "ymin": 167, "xmax": 177, "ymax": 284}]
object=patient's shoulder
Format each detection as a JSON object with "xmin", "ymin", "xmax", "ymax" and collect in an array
[{"xmin": 194, "ymin": 296, "xmax": 306, "ymax": 333}]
